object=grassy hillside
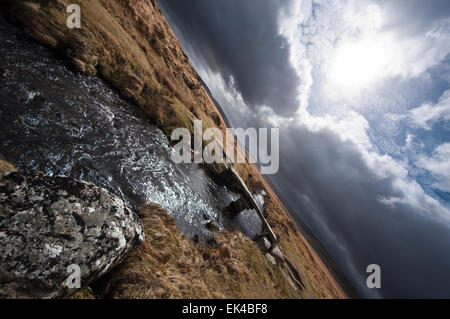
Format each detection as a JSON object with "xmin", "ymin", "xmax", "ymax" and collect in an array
[
  {"xmin": 6, "ymin": 0, "xmax": 347, "ymax": 298},
  {"xmin": 87, "ymin": 204, "xmax": 299, "ymax": 299},
  {"xmin": 7, "ymin": 0, "xmax": 218, "ymax": 136}
]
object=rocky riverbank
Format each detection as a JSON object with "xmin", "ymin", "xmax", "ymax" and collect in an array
[{"xmin": 0, "ymin": 0, "xmax": 347, "ymax": 299}]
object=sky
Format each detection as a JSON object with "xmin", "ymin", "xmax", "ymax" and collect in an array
[{"xmin": 157, "ymin": 0, "xmax": 450, "ymax": 298}]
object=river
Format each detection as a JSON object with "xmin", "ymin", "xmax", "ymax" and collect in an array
[{"xmin": 0, "ymin": 14, "xmax": 265, "ymax": 239}]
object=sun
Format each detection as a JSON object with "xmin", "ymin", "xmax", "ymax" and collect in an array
[
  {"xmin": 326, "ymin": 2, "xmax": 395, "ymax": 95},
  {"xmin": 328, "ymin": 36, "xmax": 393, "ymax": 93}
]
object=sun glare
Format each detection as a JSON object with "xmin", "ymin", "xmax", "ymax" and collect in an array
[
  {"xmin": 328, "ymin": 37, "xmax": 392, "ymax": 92},
  {"xmin": 325, "ymin": 3, "xmax": 395, "ymax": 95}
]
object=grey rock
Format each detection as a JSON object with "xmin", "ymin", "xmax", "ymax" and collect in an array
[
  {"xmin": 233, "ymin": 209, "xmax": 263, "ymax": 240},
  {"xmin": 224, "ymin": 197, "xmax": 249, "ymax": 217},
  {"xmin": 265, "ymin": 253, "xmax": 276, "ymax": 266},
  {"xmin": 271, "ymin": 245, "xmax": 284, "ymax": 261},
  {"xmin": 0, "ymin": 171, "xmax": 144, "ymax": 298},
  {"xmin": 258, "ymin": 236, "xmax": 271, "ymax": 252}
]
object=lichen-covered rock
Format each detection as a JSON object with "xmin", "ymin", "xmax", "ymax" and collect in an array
[{"xmin": 0, "ymin": 171, "xmax": 145, "ymax": 299}]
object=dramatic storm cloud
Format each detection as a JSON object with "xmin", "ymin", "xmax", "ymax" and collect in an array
[
  {"xmin": 158, "ymin": 0, "xmax": 450, "ymax": 298},
  {"xmin": 158, "ymin": 0, "xmax": 300, "ymax": 116}
]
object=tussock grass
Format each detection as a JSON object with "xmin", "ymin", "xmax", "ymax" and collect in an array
[
  {"xmin": 91, "ymin": 203, "xmax": 299, "ymax": 299},
  {"xmin": 0, "ymin": 158, "xmax": 17, "ymax": 177}
]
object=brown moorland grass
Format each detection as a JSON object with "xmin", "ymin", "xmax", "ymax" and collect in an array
[
  {"xmin": 6, "ymin": 0, "xmax": 222, "ymax": 138},
  {"xmin": 85, "ymin": 203, "xmax": 300, "ymax": 299}
]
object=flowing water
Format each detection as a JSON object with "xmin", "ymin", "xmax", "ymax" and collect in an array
[{"xmin": 0, "ymin": 14, "xmax": 249, "ymax": 238}]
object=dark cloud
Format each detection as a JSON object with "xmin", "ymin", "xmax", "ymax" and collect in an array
[
  {"xmin": 158, "ymin": 0, "xmax": 300, "ymax": 116},
  {"xmin": 272, "ymin": 125, "xmax": 450, "ymax": 298}
]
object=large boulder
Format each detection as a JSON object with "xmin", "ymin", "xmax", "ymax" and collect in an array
[
  {"xmin": 0, "ymin": 171, "xmax": 145, "ymax": 298},
  {"xmin": 223, "ymin": 197, "xmax": 249, "ymax": 217}
]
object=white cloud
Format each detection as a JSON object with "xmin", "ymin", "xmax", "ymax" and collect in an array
[
  {"xmin": 417, "ymin": 143, "xmax": 450, "ymax": 192},
  {"xmin": 277, "ymin": 0, "xmax": 314, "ymax": 111},
  {"xmin": 405, "ymin": 134, "xmax": 415, "ymax": 149},
  {"xmin": 410, "ymin": 89, "xmax": 450, "ymax": 130},
  {"xmin": 193, "ymin": 0, "xmax": 450, "ymax": 225},
  {"xmin": 274, "ymin": 0, "xmax": 450, "ymax": 223},
  {"xmin": 278, "ymin": 0, "xmax": 450, "ymax": 103},
  {"xmin": 379, "ymin": 177, "xmax": 450, "ymax": 221},
  {"xmin": 196, "ymin": 1, "xmax": 449, "ymax": 227}
]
